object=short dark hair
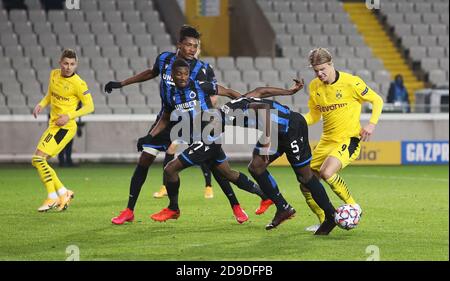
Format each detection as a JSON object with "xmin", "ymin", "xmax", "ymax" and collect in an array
[
  {"xmin": 179, "ymin": 25, "xmax": 200, "ymax": 43},
  {"xmin": 60, "ymin": 48, "xmax": 78, "ymax": 61},
  {"xmin": 172, "ymin": 59, "xmax": 190, "ymax": 70}
]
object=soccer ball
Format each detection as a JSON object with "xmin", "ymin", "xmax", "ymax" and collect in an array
[{"xmin": 334, "ymin": 204, "xmax": 362, "ymax": 230}]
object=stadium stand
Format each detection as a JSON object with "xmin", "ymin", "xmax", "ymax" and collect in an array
[{"xmin": 0, "ymin": 0, "xmax": 448, "ymax": 115}]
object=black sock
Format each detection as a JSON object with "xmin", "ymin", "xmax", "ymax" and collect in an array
[
  {"xmin": 303, "ymin": 176, "xmax": 336, "ymax": 219},
  {"xmin": 127, "ymin": 164, "xmax": 149, "ymax": 210},
  {"xmin": 250, "ymin": 170, "xmax": 289, "ymax": 211},
  {"xmin": 211, "ymin": 168, "xmax": 239, "ymax": 207},
  {"xmin": 235, "ymin": 172, "xmax": 269, "ymax": 200},
  {"xmin": 166, "ymin": 178, "xmax": 180, "ymax": 211},
  {"xmin": 200, "ymin": 163, "xmax": 212, "ymax": 187},
  {"xmin": 162, "ymin": 153, "xmax": 175, "ymax": 186}
]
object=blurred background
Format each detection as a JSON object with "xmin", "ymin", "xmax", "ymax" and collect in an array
[{"xmin": 0, "ymin": 0, "xmax": 448, "ymax": 166}]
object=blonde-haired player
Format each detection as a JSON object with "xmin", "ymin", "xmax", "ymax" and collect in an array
[
  {"xmin": 301, "ymin": 48, "xmax": 383, "ymax": 231},
  {"xmin": 32, "ymin": 49, "xmax": 94, "ymax": 212}
]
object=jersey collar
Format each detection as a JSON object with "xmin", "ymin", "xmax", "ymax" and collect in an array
[{"xmin": 331, "ymin": 71, "xmax": 340, "ymax": 85}]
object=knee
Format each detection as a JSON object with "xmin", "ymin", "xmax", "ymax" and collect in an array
[
  {"xmin": 248, "ymin": 159, "xmax": 265, "ymax": 175},
  {"xmin": 138, "ymin": 153, "xmax": 154, "ymax": 167},
  {"xmin": 164, "ymin": 161, "xmax": 179, "ymax": 178},
  {"xmin": 319, "ymin": 169, "xmax": 333, "ymax": 181},
  {"xmin": 31, "ymin": 155, "xmax": 44, "ymax": 168}
]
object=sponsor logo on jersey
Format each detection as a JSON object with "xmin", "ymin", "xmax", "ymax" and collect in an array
[
  {"xmin": 175, "ymin": 100, "xmax": 197, "ymax": 112},
  {"xmin": 336, "ymin": 90, "xmax": 342, "ymax": 99},
  {"xmin": 51, "ymin": 92, "xmax": 70, "ymax": 102},
  {"xmin": 315, "ymin": 103, "xmax": 347, "ymax": 112},
  {"xmin": 162, "ymin": 73, "xmax": 175, "ymax": 86}
]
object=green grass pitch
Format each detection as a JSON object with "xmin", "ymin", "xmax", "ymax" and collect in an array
[{"xmin": 0, "ymin": 164, "xmax": 448, "ymax": 261}]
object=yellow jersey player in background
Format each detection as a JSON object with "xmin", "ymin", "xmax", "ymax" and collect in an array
[
  {"xmin": 32, "ymin": 49, "xmax": 94, "ymax": 212},
  {"xmin": 301, "ymin": 48, "xmax": 384, "ymax": 231}
]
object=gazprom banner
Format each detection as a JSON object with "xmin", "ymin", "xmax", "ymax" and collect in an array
[
  {"xmin": 271, "ymin": 141, "xmax": 401, "ymax": 166},
  {"xmin": 401, "ymin": 141, "xmax": 449, "ymax": 165},
  {"xmin": 271, "ymin": 141, "xmax": 449, "ymax": 166}
]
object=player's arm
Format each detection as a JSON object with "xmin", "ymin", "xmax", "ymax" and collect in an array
[
  {"xmin": 104, "ymin": 68, "xmax": 158, "ymax": 93},
  {"xmin": 354, "ymin": 77, "xmax": 384, "ymax": 141},
  {"xmin": 245, "ymin": 79, "xmax": 304, "ymax": 98},
  {"xmin": 33, "ymin": 71, "xmax": 53, "ymax": 118},
  {"xmin": 33, "ymin": 92, "xmax": 50, "ymax": 118},
  {"xmin": 59, "ymin": 85, "xmax": 94, "ymax": 126},
  {"xmin": 302, "ymin": 83, "xmax": 322, "ymax": 126},
  {"xmin": 105, "ymin": 55, "xmax": 161, "ymax": 93},
  {"xmin": 149, "ymin": 110, "xmax": 170, "ymax": 137},
  {"xmin": 216, "ymin": 84, "xmax": 242, "ymax": 99}
]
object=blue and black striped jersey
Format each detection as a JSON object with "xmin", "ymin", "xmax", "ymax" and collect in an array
[
  {"xmin": 152, "ymin": 52, "xmax": 216, "ymax": 118},
  {"xmin": 221, "ymin": 97, "xmax": 292, "ymax": 134},
  {"xmin": 163, "ymin": 79, "xmax": 220, "ymax": 143}
]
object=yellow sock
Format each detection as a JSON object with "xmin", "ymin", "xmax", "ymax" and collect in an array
[
  {"xmin": 300, "ymin": 185, "xmax": 325, "ymax": 223},
  {"xmin": 325, "ymin": 173, "xmax": 356, "ymax": 205},
  {"xmin": 47, "ymin": 165, "xmax": 67, "ymax": 196},
  {"xmin": 32, "ymin": 155, "xmax": 56, "ymax": 195}
]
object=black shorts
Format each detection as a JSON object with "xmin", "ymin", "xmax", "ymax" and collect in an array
[
  {"xmin": 254, "ymin": 112, "xmax": 312, "ymax": 168},
  {"xmin": 178, "ymin": 142, "xmax": 227, "ymax": 167}
]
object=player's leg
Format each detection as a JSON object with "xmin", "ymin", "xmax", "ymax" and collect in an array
[
  {"xmin": 111, "ymin": 132, "xmax": 169, "ymax": 224},
  {"xmin": 213, "ymin": 152, "xmax": 269, "ymax": 203},
  {"xmin": 209, "ymin": 165, "xmax": 239, "ymax": 207},
  {"xmin": 200, "ymin": 163, "xmax": 214, "ymax": 199},
  {"xmin": 154, "ymin": 142, "xmax": 177, "ymax": 198},
  {"xmin": 321, "ymin": 137, "xmax": 361, "ymax": 205},
  {"xmin": 247, "ymin": 153, "xmax": 295, "ymax": 230},
  {"xmin": 150, "ymin": 157, "xmax": 184, "ymax": 222},
  {"xmin": 33, "ymin": 126, "xmax": 76, "ymax": 212},
  {"xmin": 293, "ymin": 165, "xmax": 337, "ymax": 235},
  {"xmin": 300, "ymin": 141, "xmax": 330, "ymax": 225}
]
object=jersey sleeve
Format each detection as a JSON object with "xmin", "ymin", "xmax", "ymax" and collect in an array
[
  {"xmin": 352, "ymin": 76, "xmax": 384, "ymax": 124},
  {"xmin": 151, "ymin": 53, "xmax": 162, "ymax": 76},
  {"xmin": 205, "ymin": 64, "xmax": 217, "ymax": 83},
  {"xmin": 38, "ymin": 70, "xmax": 54, "ymax": 107},
  {"xmin": 67, "ymin": 79, "xmax": 94, "ymax": 119},
  {"xmin": 200, "ymin": 81, "xmax": 218, "ymax": 96},
  {"xmin": 302, "ymin": 82, "xmax": 322, "ymax": 125}
]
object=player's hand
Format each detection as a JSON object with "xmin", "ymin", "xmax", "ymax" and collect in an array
[
  {"xmin": 104, "ymin": 81, "xmax": 122, "ymax": 94},
  {"xmin": 56, "ymin": 114, "xmax": 70, "ymax": 126},
  {"xmin": 137, "ymin": 134, "xmax": 153, "ymax": 152},
  {"xmin": 360, "ymin": 123, "xmax": 376, "ymax": 142},
  {"xmin": 289, "ymin": 78, "xmax": 305, "ymax": 94},
  {"xmin": 32, "ymin": 104, "xmax": 42, "ymax": 118}
]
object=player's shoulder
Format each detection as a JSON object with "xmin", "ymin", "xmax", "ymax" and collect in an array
[
  {"xmin": 159, "ymin": 51, "xmax": 176, "ymax": 59},
  {"xmin": 308, "ymin": 77, "xmax": 321, "ymax": 90},
  {"xmin": 71, "ymin": 73, "xmax": 89, "ymax": 90},
  {"xmin": 339, "ymin": 71, "xmax": 364, "ymax": 85},
  {"xmin": 50, "ymin": 68, "xmax": 60, "ymax": 78}
]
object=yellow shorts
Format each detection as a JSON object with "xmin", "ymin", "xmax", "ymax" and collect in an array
[
  {"xmin": 310, "ymin": 137, "xmax": 361, "ymax": 172},
  {"xmin": 36, "ymin": 124, "xmax": 77, "ymax": 157}
]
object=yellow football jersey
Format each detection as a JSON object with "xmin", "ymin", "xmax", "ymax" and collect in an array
[
  {"xmin": 303, "ymin": 71, "xmax": 383, "ymax": 142},
  {"xmin": 39, "ymin": 69, "xmax": 94, "ymax": 125}
]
